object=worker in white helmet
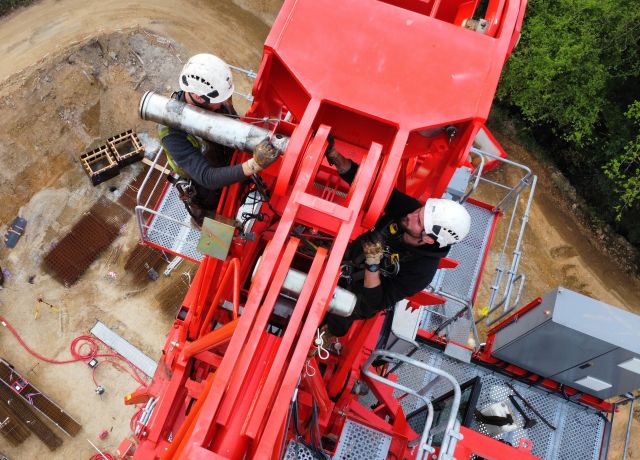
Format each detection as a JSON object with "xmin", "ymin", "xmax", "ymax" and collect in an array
[
  {"xmin": 159, "ymin": 53, "xmax": 278, "ymax": 225},
  {"xmin": 320, "ymin": 142, "xmax": 471, "ymax": 344}
]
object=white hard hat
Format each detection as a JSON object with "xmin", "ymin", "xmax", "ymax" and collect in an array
[
  {"xmin": 179, "ymin": 53, "xmax": 234, "ymax": 104},
  {"xmin": 422, "ymin": 199, "xmax": 471, "ymax": 248}
]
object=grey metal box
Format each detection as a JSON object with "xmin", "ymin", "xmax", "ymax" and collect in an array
[{"xmin": 492, "ymin": 287, "xmax": 640, "ymax": 399}]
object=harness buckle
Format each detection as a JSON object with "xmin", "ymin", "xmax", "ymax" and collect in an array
[{"xmin": 339, "ymin": 263, "xmax": 353, "ymax": 281}]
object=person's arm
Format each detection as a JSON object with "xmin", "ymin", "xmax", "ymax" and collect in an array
[
  {"xmin": 163, "ymin": 130, "xmax": 246, "ymax": 188},
  {"xmin": 334, "ymin": 155, "xmax": 421, "ymax": 217},
  {"xmin": 361, "ymin": 263, "xmax": 436, "ymax": 312},
  {"xmin": 359, "ymin": 252, "xmax": 443, "ymax": 313}
]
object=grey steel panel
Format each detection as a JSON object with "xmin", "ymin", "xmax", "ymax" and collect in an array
[
  {"xmin": 446, "ymin": 166, "xmax": 472, "ymax": 199},
  {"xmin": 90, "ymin": 321, "xmax": 157, "ymax": 378},
  {"xmin": 491, "ymin": 292, "xmax": 558, "ymax": 352},
  {"xmin": 333, "ymin": 419, "xmax": 392, "ymax": 460},
  {"xmin": 553, "ymin": 348, "xmax": 640, "ymax": 400},
  {"xmin": 492, "ymin": 288, "xmax": 640, "ymax": 397},
  {"xmin": 493, "ymin": 320, "xmax": 614, "ymax": 378},
  {"xmin": 551, "ymin": 289, "xmax": 640, "ymax": 353}
]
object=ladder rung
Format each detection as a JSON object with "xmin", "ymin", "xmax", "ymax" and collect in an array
[{"xmin": 295, "ymin": 192, "xmax": 353, "ymax": 221}]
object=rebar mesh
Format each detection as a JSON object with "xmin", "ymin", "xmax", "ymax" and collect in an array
[
  {"xmin": 0, "ymin": 359, "xmax": 81, "ymax": 437},
  {"xmin": 43, "ymin": 197, "xmax": 130, "ymax": 285},
  {"xmin": 124, "ymin": 243, "xmax": 166, "ymax": 284},
  {"xmin": 118, "ymin": 165, "xmax": 167, "ymax": 211},
  {"xmin": 0, "ymin": 382, "xmax": 62, "ymax": 451}
]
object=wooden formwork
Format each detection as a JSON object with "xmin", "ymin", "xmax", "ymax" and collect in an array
[
  {"xmin": 80, "ymin": 130, "xmax": 145, "ymax": 185},
  {"xmin": 80, "ymin": 144, "xmax": 120, "ymax": 186},
  {"xmin": 108, "ymin": 130, "xmax": 144, "ymax": 167}
]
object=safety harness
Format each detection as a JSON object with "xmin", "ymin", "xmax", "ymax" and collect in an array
[{"xmin": 157, "ymin": 91, "xmax": 236, "ymax": 222}]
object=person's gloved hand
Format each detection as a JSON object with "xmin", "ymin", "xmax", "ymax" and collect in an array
[
  {"xmin": 252, "ymin": 139, "xmax": 279, "ymax": 169},
  {"xmin": 362, "ymin": 239, "xmax": 384, "ymax": 266}
]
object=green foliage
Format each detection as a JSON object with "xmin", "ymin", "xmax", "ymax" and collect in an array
[
  {"xmin": 498, "ymin": 0, "xmax": 607, "ymax": 145},
  {"xmin": 496, "ymin": 0, "xmax": 640, "ymax": 247},
  {"xmin": 0, "ymin": 0, "xmax": 36, "ymax": 17},
  {"xmin": 603, "ymin": 101, "xmax": 640, "ymax": 219}
]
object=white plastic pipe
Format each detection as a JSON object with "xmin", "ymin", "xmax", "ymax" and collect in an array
[{"xmin": 139, "ymin": 91, "xmax": 289, "ymax": 154}]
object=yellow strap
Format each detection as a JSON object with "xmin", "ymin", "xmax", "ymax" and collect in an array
[{"xmin": 157, "ymin": 125, "xmax": 201, "ymax": 179}]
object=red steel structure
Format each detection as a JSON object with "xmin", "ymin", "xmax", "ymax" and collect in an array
[{"xmin": 118, "ymin": 1, "xmax": 614, "ymax": 459}]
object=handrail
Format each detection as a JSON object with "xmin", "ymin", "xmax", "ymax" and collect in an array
[
  {"xmin": 470, "ymin": 147, "xmax": 533, "ymax": 212},
  {"xmin": 461, "ymin": 147, "xmax": 538, "ymax": 326},
  {"xmin": 461, "ymin": 150, "xmax": 485, "ymax": 203},
  {"xmin": 363, "ymin": 350, "xmax": 461, "ymax": 460},
  {"xmin": 135, "ymin": 146, "xmax": 165, "ymax": 239},
  {"xmin": 430, "ymin": 290, "xmax": 480, "ymax": 349}
]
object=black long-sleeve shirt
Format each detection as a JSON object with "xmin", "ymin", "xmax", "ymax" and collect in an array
[
  {"xmin": 162, "ymin": 129, "xmax": 245, "ymax": 189},
  {"xmin": 161, "ymin": 92, "xmax": 245, "ymax": 190},
  {"xmin": 340, "ymin": 161, "xmax": 449, "ymax": 312}
]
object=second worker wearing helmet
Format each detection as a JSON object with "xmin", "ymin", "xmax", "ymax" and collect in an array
[
  {"xmin": 322, "ymin": 145, "xmax": 471, "ymax": 340},
  {"xmin": 159, "ymin": 53, "xmax": 278, "ymax": 225}
]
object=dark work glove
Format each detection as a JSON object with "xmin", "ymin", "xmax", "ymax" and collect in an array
[
  {"xmin": 253, "ymin": 139, "xmax": 279, "ymax": 169},
  {"xmin": 362, "ymin": 239, "xmax": 384, "ymax": 266}
]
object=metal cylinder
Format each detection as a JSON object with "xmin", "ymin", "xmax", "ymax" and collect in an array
[
  {"xmin": 139, "ymin": 91, "xmax": 289, "ymax": 154},
  {"xmin": 251, "ymin": 257, "xmax": 357, "ymax": 317},
  {"xmin": 280, "ymin": 267, "xmax": 357, "ymax": 317}
]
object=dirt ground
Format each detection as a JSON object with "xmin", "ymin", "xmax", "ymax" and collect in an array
[{"xmin": 0, "ymin": 1, "xmax": 638, "ymax": 459}]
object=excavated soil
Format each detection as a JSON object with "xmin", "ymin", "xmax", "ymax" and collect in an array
[{"xmin": 0, "ymin": 0, "xmax": 638, "ymax": 459}]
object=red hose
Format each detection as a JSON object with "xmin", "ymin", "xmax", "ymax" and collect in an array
[
  {"xmin": 0, "ymin": 316, "xmax": 148, "ymax": 388},
  {"xmin": 89, "ymin": 453, "xmax": 115, "ymax": 460}
]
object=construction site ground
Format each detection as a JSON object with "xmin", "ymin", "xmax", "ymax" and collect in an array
[{"xmin": 0, "ymin": 1, "xmax": 638, "ymax": 459}]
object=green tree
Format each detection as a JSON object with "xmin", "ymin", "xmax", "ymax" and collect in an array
[
  {"xmin": 603, "ymin": 101, "xmax": 640, "ymax": 219},
  {"xmin": 495, "ymin": 0, "xmax": 640, "ymax": 246},
  {"xmin": 497, "ymin": 0, "xmax": 608, "ymax": 145}
]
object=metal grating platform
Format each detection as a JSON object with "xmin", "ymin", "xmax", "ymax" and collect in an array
[
  {"xmin": 283, "ymin": 440, "xmax": 322, "ymax": 460},
  {"xmin": 384, "ymin": 343, "xmax": 606, "ymax": 460},
  {"xmin": 90, "ymin": 321, "xmax": 157, "ymax": 378},
  {"xmin": 333, "ymin": 419, "xmax": 392, "ymax": 460},
  {"xmin": 420, "ymin": 202, "xmax": 496, "ymax": 343},
  {"xmin": 144, "ymin": 185, "xmax": 203, "ymax": 262}
]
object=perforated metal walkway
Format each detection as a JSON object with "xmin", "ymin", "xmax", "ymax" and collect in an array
[
  {"xmin": 284, "ymin": 419, "xmax": 392, "ymax": 460},
  {"xmin": 144, "ymin": 185, "xmax": 203, "ymax": 262},
  {"xmin": 384, "ymin": 343, "xmax": 606, "ymax": 460},
  {"xmin": 420, "ymin": 201, "xmax": 496, "ymax": 344}
]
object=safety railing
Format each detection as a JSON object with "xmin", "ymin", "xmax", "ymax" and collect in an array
[
  {"xmin": 362, "ymin": 350, "xmax": 462, "ymax": 460},
  {"xmin": 228, "ymin": 64, "xmax": 257, "ymax": 102},
  {"xmin": 134, "ymin": 147, "xmax": 204, "ymax": 262},
  {"xmin": 463, "ymin": 147, "xmax": 538, "ymax": 326}
]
